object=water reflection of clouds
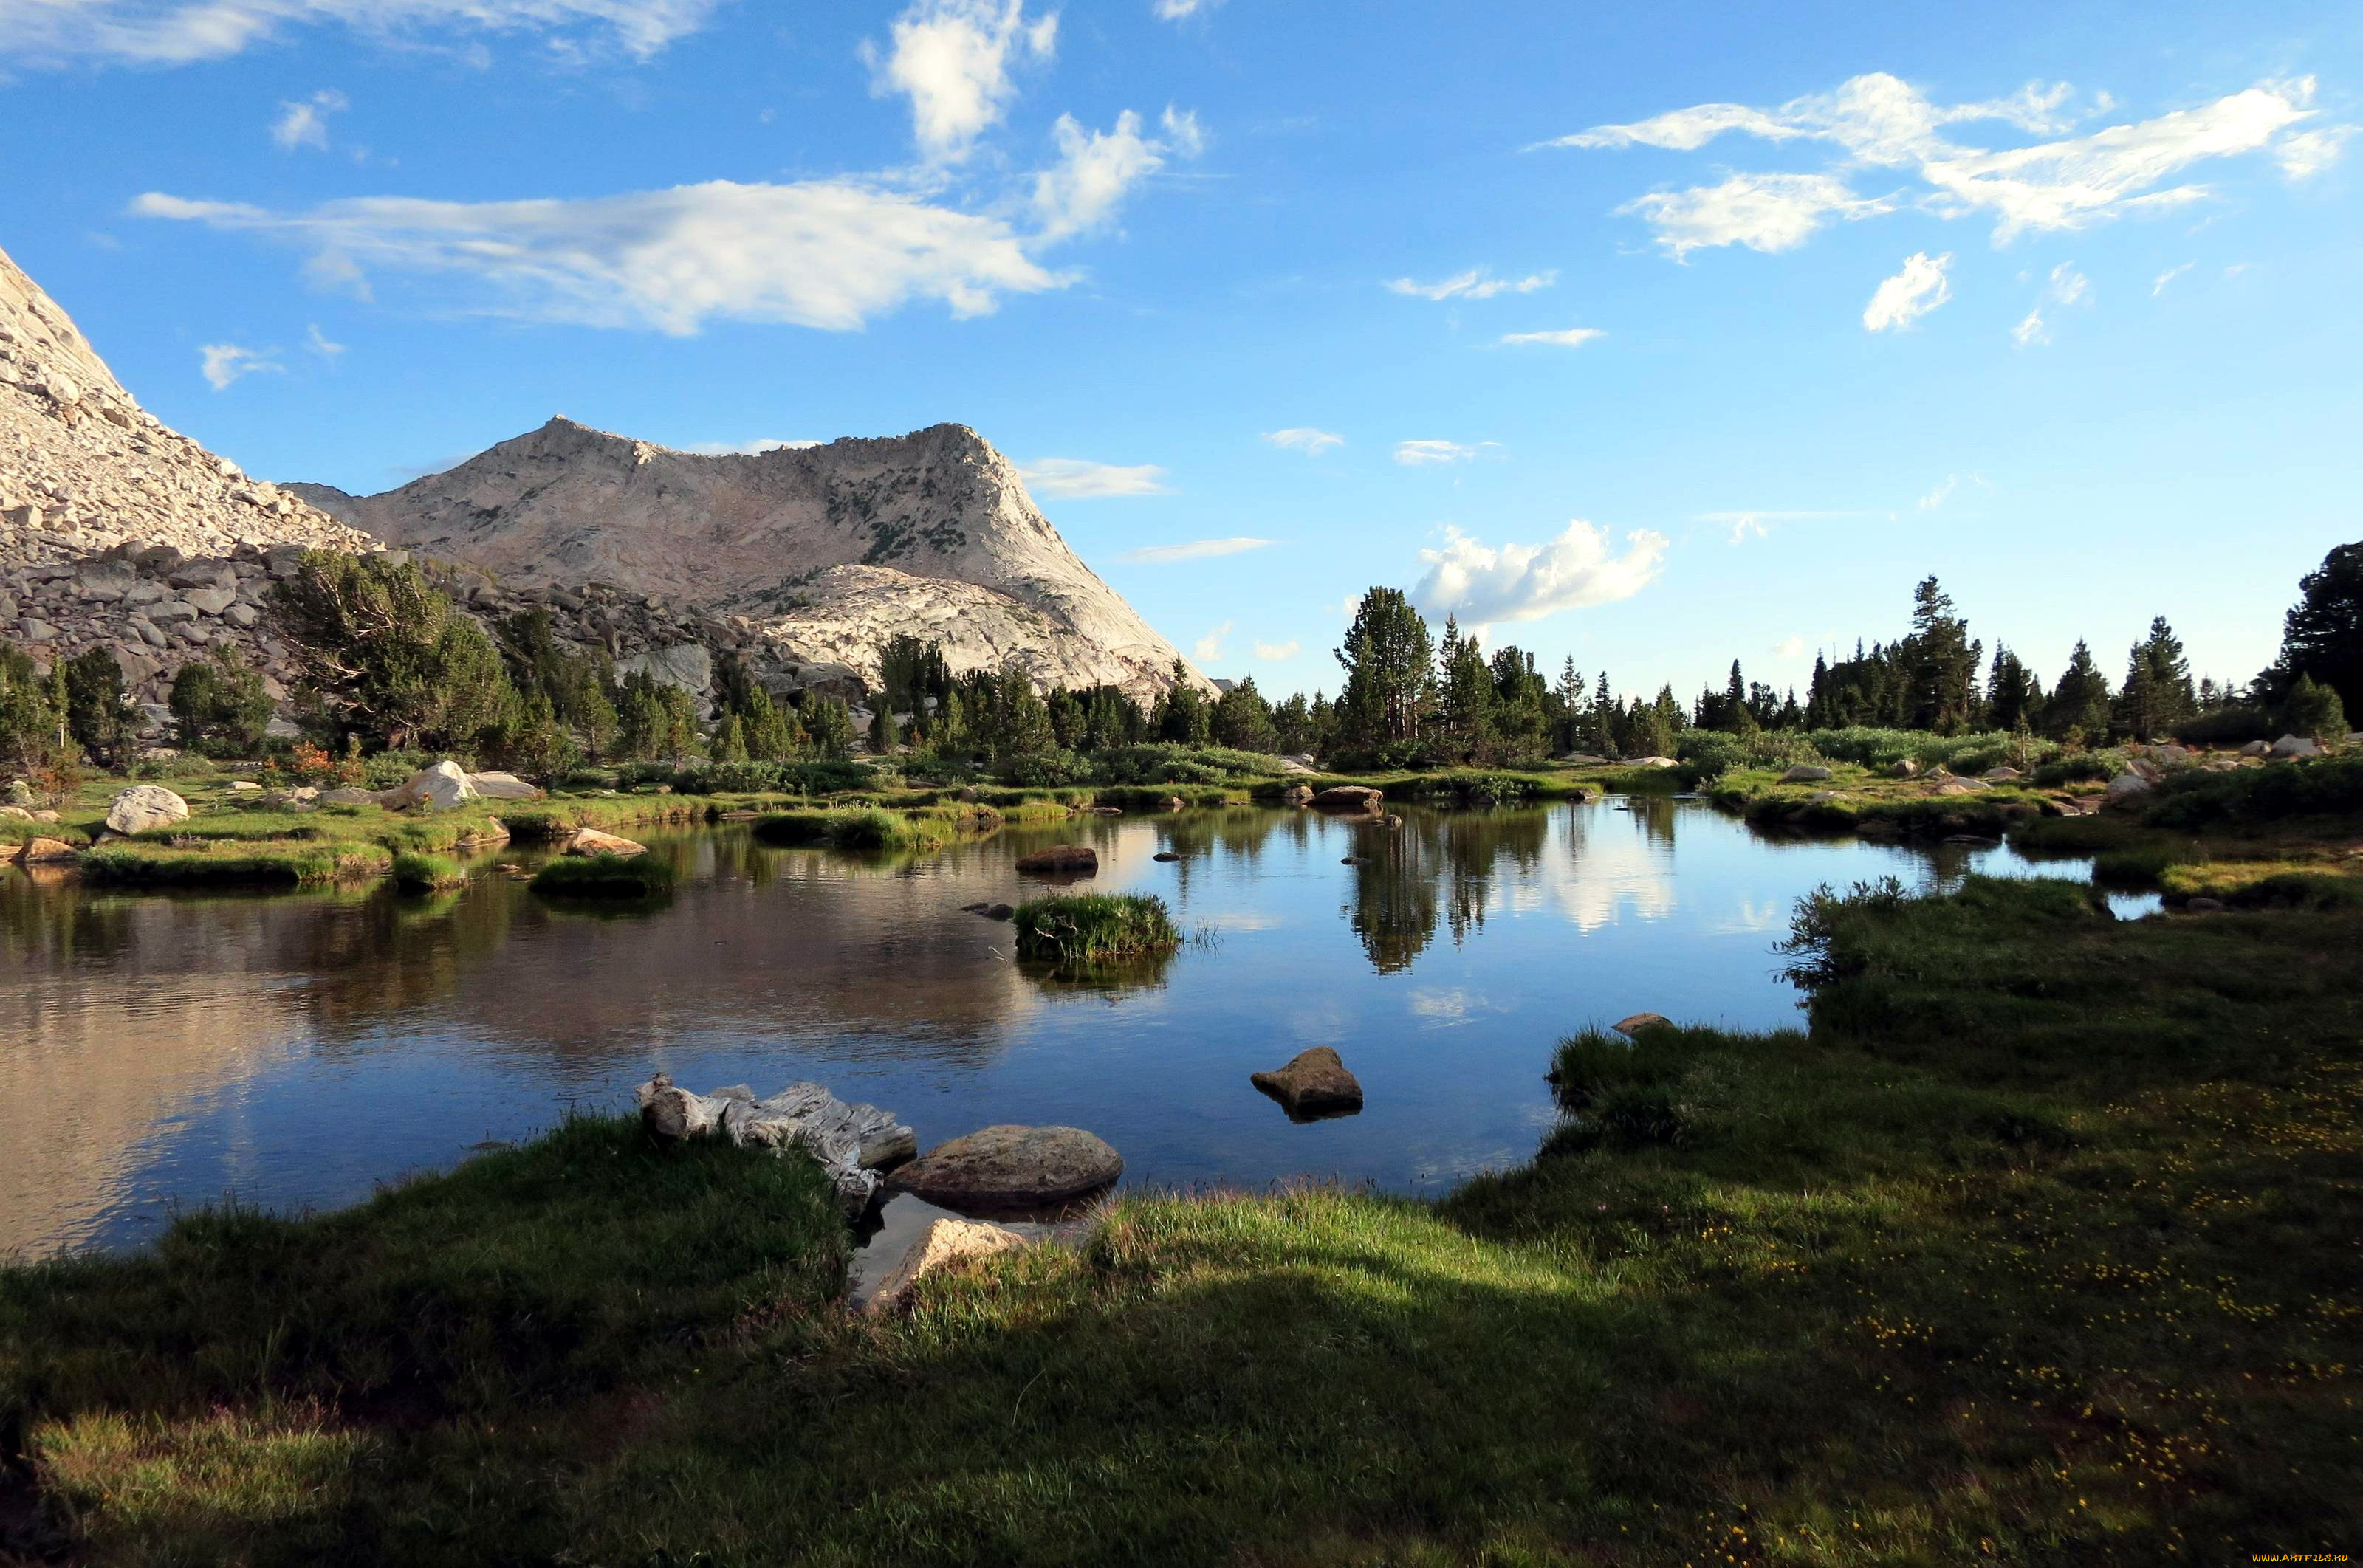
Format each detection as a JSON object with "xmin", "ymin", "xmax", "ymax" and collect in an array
[
  {"xmin": 1707, "ymin": 898, "xmax": 1789, "ymax": 936},
  {"xmin": 1407, "ymin": 987, "xmax": 1508, "ymax": 1027},
  {"xmin": 1492, "ymin": 807, "xmax": 1678, "ymax": 933}
]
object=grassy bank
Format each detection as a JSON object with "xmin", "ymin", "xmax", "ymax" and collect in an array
[
  {"xmin": 752, "ymin": 801, "xmax": 1005, "ymax": 854},
  {"xmin": 4, "ymin": 863, "xmax": 2357, "ymax": 1563},
  {"xmin": 527, "ymin": 850, "xmax": 675, "ymax": 898}
]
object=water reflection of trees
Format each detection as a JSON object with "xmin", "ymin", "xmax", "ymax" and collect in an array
[{"xmin": 1343, "ymin": 807, "xmax": 1551, "ymax": 974}]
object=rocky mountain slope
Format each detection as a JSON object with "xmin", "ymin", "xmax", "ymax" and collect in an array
[
  {"xmin": 1, "ymin": 242, "xmax": 377, "ymax": 713},
  {"xmin": 292, "ymin": 418, "xmax": 1210, "ymax": 704}
]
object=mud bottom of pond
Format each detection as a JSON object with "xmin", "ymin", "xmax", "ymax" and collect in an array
[{"xmin": 845, "ymin": 1192, "xmax": 1098, "ymax": 1312}]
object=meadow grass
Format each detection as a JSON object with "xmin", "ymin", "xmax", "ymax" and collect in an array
[
  {"xmin": 752, "ymin": 802, "xmax": 1003, "ymax": 853},
  {"xmin": 388, "ymin": 850, "xmax": 465, "ymax": 893},
  {"xmin": 0, "ymin": 874, "xmax": 2358, "ymax": 1563},
  {"xmin": 1013, "ymin": 891, "xmax": 1182, "ymax": 962}
]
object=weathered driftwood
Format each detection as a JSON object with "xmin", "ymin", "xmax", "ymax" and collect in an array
[{"xmin": 633, "ymin": 1073, "xmax": 916, "ymax": 1216}]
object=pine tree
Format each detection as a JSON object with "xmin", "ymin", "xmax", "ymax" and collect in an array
[
  {"xmin": 2045, "ymin": 640, "xmax": 2112, "ymax": 743},
  {"xmin": 1334, "ymin": 588, "xmax": 1433, "ymax": 752}
]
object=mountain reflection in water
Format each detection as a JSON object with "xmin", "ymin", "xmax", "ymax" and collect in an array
[{"xmin": 0, "ymin": 799, "xmax": 2124, "ymax": 1255}]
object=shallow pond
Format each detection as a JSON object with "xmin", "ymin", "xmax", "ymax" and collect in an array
[{"xmin": 1, "ymin": 797, "xmax": 2149, "ymax": 1256}]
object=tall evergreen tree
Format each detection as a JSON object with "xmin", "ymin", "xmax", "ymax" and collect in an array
[
  {"xmin": 1334, "ymin": 588, "xmax": 1433, "ymax": 751},
  {"xmin": 2045, "ymin": 639, "xmax": 2112, "ymax": 742},
  {"xmin": 2265, "ymin": 540, "xmax": 2363, "ymax": 715}
]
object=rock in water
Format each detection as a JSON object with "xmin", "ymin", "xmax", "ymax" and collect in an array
[
  {"xmin": 103, "ymin": 784, "xmax": 188, "ymax": 835},
  {"xmin": 16, "ymin": 837, "xmax": 77, "ymax": 862},
  {"xmin": 1152, "ymin": 850, "xmax": 1181, "ymax": 862},
  {"xmin": 862, "ymin": 1217, "xmax": 1032, "ymax": 1316},
  {"xmin": 565, "ymin": 827, "xmax": 648, "ymax": 858},
  {"xmin": 1311, "ymin": 785, "xmax": 1384, "ymax": 814},
  {"xmin": 888, "ymin": 1125, "xmax": 1122, "ymax": 1211},
  {"xmin": 1250, "ymin": 1047, "xmax": 1364, "ymax": 1120},
  {"xmin": 1015, "ymin": 844, "xmax": 1097, "ymax": 876},
  {"xmin": 1612, "ymin": 1012, "xmax": 1673, "ymax": 1039},
  {"xmin": 1281, "ymin": 784, "xmax": 1314, "ymax": 806},
  {"xmin": 632, "ymin": 1074, "xmax": 915, "ymax": 1217},
  {"xmin": 381, "ymin": 760, "xmax": 478, "ymax": 811}
]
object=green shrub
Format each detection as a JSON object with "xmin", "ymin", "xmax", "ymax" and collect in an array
[
  {"xmin": 391, "ymin": 851, "xmax": 465, "ymax": 893},
  {"xmin": 1004, "ymin": 748, "xmax": 1093, "ymax": 788},
  {"xmin": 2144, "ymin": 757, "xmax": 2363, "ymax": 829},
  {"xmin": 1013, "ymin": 893, "xmax": 1180, "ymax": 963},
  {"xmin": 529, "ymin": 853, "xmax": 675, "ymax": 898},
  {"xmin": 2030, "ymin": 751, "xmax": 2122, "ymax": 787},
  {"xmin": 1091, "ymin": 743, "xmax": 1283, "ymax": 785},
  {"xmin": 2175, "ymin": 706, "xmax": 2275, "ymax": 747}
]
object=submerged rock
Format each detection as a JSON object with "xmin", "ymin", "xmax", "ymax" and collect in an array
[
  {"xmin": 1015, "ymin": 844, "xmax": 1097, "ymax": 876},
  {"xmin": 888, "ymin": 1124, "xmax": 1122, "ymax": 1211},
  {"xmin": 103, "ymin": 784, "xmax": 187, "ymax": 836},
  {"xmin": 1250, "ymin": 1046, "xmax": 1364, "ymax": 1120}
]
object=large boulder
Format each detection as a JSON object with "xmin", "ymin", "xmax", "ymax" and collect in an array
[
  {"xmin": 1931, "ymin": 779, "xmax": 1989, "ymax": 796},
  {"xmin": 1311, "ymin": 785, "xmax": 1384, "ymax": 814},
  {"xmin": 1281, "ymin": 783, "xmax": 1314, "ymax": 806},
  {"xmin": 2104, "ymin": 773, "xmax": 2153, "ymax": 805},
  {"xmin": 1983, "ymin": 766, "xmax": 2022, "ymax": 782},
  {"xmin": 103, "ymin": 784, "xmax": 188, "ymax": 836},
  {"xmin": 633, "ymin": 1075, "xmax": 913, "ymax": 1216},
  {"xmin": 620, "ymin": 643, "xmax": 714, "ymax": 696},
  {"xmin": 565, "ymin": 827, "xmax": 647, "ymax": 857},
  {"xmin": 2238, "ymin": 739, "xmax": 2273, "ymax": 758},
  {"xmin": 1630, "ymin": 756, "xmax": 1678, "ymax": 769},
  {"xmin": 1015, "ymin": 844, "xmax": 1097, "ymax": 876},
  {"xmin": 381, "ymin": 760, "xmax": 478, "ymax": 811},
  {"xmin": 2271, "ymin": 734, "xmax": 2322, "ymax": 759},
  {"xmin": 467, "ymin": 771, "xmax": 545, "ymax": 800},
  {"xmin": 888, "ymin": 1124, "xmax": 1122, "ymax": 1211},
  {"xmin": 16, "ymin": 836, "xmax": 78, "ymax": 863},
  {"xmin": 862, "ymin": 1217, "xmax": 1032, "ymax": 1316},
  {"xmin": 317, "ymin": 787, "xmax": 380, "ymax": 805},
  {"xmin": 1779, "ymin": 765, "xmax": 1832, "ymax": 783},
  {"xmin": 1250, "ymin": 1046, "xmax": 1364, "ymax": 1120},
  {"xmin": 1890, "ymin": 758, "xmax": 1921, "ymax": 779}
]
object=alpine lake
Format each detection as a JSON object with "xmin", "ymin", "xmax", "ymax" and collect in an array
[{"xmin": 0, "ymin": 795, "xmax": 2157, "ymax": 1262}]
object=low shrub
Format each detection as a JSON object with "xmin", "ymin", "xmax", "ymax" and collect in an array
[
  {"xmin": 2143, "ymin": 756, "xmax": 2363, "ymax": 830},
  {"xmin": 1091, "ymin": 743, "xmax": 1284, "ymax": 786},
  {"xmin": 2031, "ymin": 751, "xmax": 2122, "ymax": 788},
  {"xmin": 529, "ymin": 852, "xmax": 674, "ymax": 898},
  {"xmin": 2173, "ymin": 706, "xmax": 2276, "ymax": 748},
  {"xmin": 1013, "ymin": 893, "xmax": 1180, "ymax": 963}
]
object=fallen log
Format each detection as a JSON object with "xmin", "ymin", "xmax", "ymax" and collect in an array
[{"xmin": 633, "ymin": 1073, "xmax": 916, "ymax": 1217}]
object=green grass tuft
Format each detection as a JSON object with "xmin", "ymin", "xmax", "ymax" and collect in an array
[
  {"xmin": 1013, "ymin": 891, "xmax": 1181, "ymax": 963},
  {"xmin": 389, "ymin": 851, "xmax": 465, "ymax": 893},
  {"xmin": 528, "ymin": 851, "xmax": 675, "ymax": 898}
]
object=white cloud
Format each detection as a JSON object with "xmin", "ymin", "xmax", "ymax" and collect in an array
[
  {"xmin": 1032, "ymin": 107, "xmax": 1196, "ymax": 241},
  {"xmin": 0, "ymin": 0, "xmax": 716, "ymax": 66},
  {"xmin": 2277, "ymin": 125, "xmax": 2356, "ymax": 179},
  {"xmin": 1119, "ymin": 537, "xmax": 1272, "ymax": 563},
  {"xmin": 1385, "ymin": 267, "xmax": 1556, "ymax": 300},
  {"xmin": 1699, "ymin": 508, "xmax": 1875, "ymax": 543},
  {"xmin": 2151, "ymin": 261, "xmax": 2192, "ymax": 296},
  {"xmin": 1918, "ymin": 475, "xmax": 1958, "ymax": 510},
  {"xmin": 1498, "ymin": 326, "xmax": 1603, "ymax": 348},
  {"xmin": 2010, "ymin": 307, "xmax": 2048, "ymax": 348},
  {"xmin": 2046, "ymin": 260, "xmax": 2090, "ymax": 305},
  {"xmin": 1619, "ymin": 173, "xmax": 1893, "ymax": 260},
  {"xmin": 1410, "ymin": 520, "xmax": 1667, "ymax": 626},
  {"xmin": 1862, "ymin": 250, "xmax": 1952, "ymax": 331},
  {"xmin": 864, "ymin": 0, "xmax": 1057, "ymax": 164},
  {"xmin": 199, "ymin": 343, "xmax": 281, "ymax": 390},
  {"xmin": 676, "ymin": 438, "xmax": 820, "ymax": 455},
  {"xmin": 134, "ymin": 181, "xmax": 1065, "ymax": 335},
  {"xmin": 1153, "ymin": 0, "xmax": 1215, "ymax": 18},
  {"xmin": 1252, "ymin": 638, "xmax": 1300, "ymax": 660},
  {"xmin": 1263, "ymin": 426, "xmax": 1343, "ymax": 455},
  {"xmin": 1193, "ymin": 621, "xmax": 1233, "ymax": 663},
  {"xmin": 303, "ymin": 323, "xmax": 344, "ymax": 358},
  {"xmin": 272, "ymin": 89, "xmax": 346, "ymax": 151},
  {"xmin": 1393, "ymin": 439, "xmax": 1494, "ymax": 466},
  {"xmin": 1019, "ymin": 458, "xmax": 1172, "ymax": 498},
  {"xmin": 1771, "ymin": 635, "xmax": 1808, "ymax": 658},
  {"xmin": 1553, "ymin": 72, "xmax": 2333, "ymax": 253}
]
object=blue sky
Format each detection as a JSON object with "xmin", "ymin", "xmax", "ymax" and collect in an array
[{"xmin": 2, "ymin": 0, "xmax": 2357, "ymax": 705}]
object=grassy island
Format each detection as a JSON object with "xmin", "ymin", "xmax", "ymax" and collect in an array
[{"xmin": 1013, "ymin": 890, "xmax": 1183, "ymax": 963}]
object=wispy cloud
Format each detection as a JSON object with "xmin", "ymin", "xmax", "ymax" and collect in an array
[
  {"xmin": 1393, "ymin": 439, "xmax": 1496, "ymax": 466},
  {"xmin": 1032, "ymin": 106, "xmax": 1200, "ymax": 241},
  {"xmin": 1019, "ymin": 458, "xmax": 1173, "ymax": 498},
  {"xmin": 1699, "ymin": 508, "xmax": 1877, "ymax": 544},
  {"xmin": 0, "ymin": 0, "xmax": 718, "ymax": 66},
  {"xmin": 1862, "ymin": 250, "xmax": 1952, "ymax": 331},
  {"xmin": 1120, "ymin": 536, "xmax": 1272, "ymax": 563},
  {"xmin": 1193, "ymin": 621, "xmax": 1234, "ymax": 663},
  {"xmin": 862, "ymin": 0, "xmax": 1057, "ymax": 164},
  {"xmin": 1252, "ymin": 638, "xmax": 1300, "ymax": 659},
  {"xmin": 199, "ymin": 343, "xmax": 282, "ymax": 390},
  {"xmin": 1498, "ymin": 326, "xmax": 1604, "ymax": 348},
  {"xmin": 1153, "ymin": 0, "xmax": 1218, "ymax": 18},
  {"xmin": 1771, "ymin": 635, "xmax": 1808, "ymax": 659},
  {"xmin": 1549, "ymin": 72, "xmax": 2343, "ymax": 255},
  {"xmin": 304, "ymin": 323, "xmax": 345, "ymax": 359},
  {"xmin": 1385, "ymin": 267, "xmax": 1555, "ymax": 300},
  {"xmin": 272, "ymin": 89, "xmax": 347, "ymax": 151},
  {"xmin": 1263, "ymin": 426, "xmax": 1343, "ymax": 454},
  {"xmin": 2010, "ymin": 308, "xmax": 2049, "ymax": 348},
  {"xmin": 2046, "ymin": 259, "xmax": 2090, "ymax": 306},
  {"xmin": 2152, "ymin": 261, "xmax": 2193, "ymax": 296},
  {"xmin": 1410, "ymin": 520, "xmax": 1667, "ymax": 626}
]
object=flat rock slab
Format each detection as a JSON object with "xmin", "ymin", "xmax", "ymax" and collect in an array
[
  {"xmin": 1311, "ymin": 785, "xmax": 1384, "ymax": 813},
  {"xmin": 467, "ymin": 771, "xmax": 545, "ymax": 800},
  {"xmin": 104, "ymin": 784, "xmax": 188, "ymax": 835},
  {"xmin": 1613, "ymin": 1012, "xmax": 1673, "ymax": 1039},
  {"xmin": 16, "ymin": 836, "xmax": 78, "ymax": 863},
  {"xmin": 888, "ymin": 1124, "xmax": 1122, "ymax": 1212},
  {"xmin": 566, "ymin": 827, "xmax": 647, "ymax": 857},
  {"xmin": 861, "ymin": 1216, "xmax": 1032, "ymax": 1316},
  {"xmin": 1251, "ymin": 1046, "xmax": 1364, "ymax": 1121},
  {"xmin": 1015, "ymin": 845, "xmax": 1097, "ymax": 876}
]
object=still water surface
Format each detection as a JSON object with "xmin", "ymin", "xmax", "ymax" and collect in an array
[{"xmin": 1, "ymin": 798, "xmax": 2142, "ymax": 1255}]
